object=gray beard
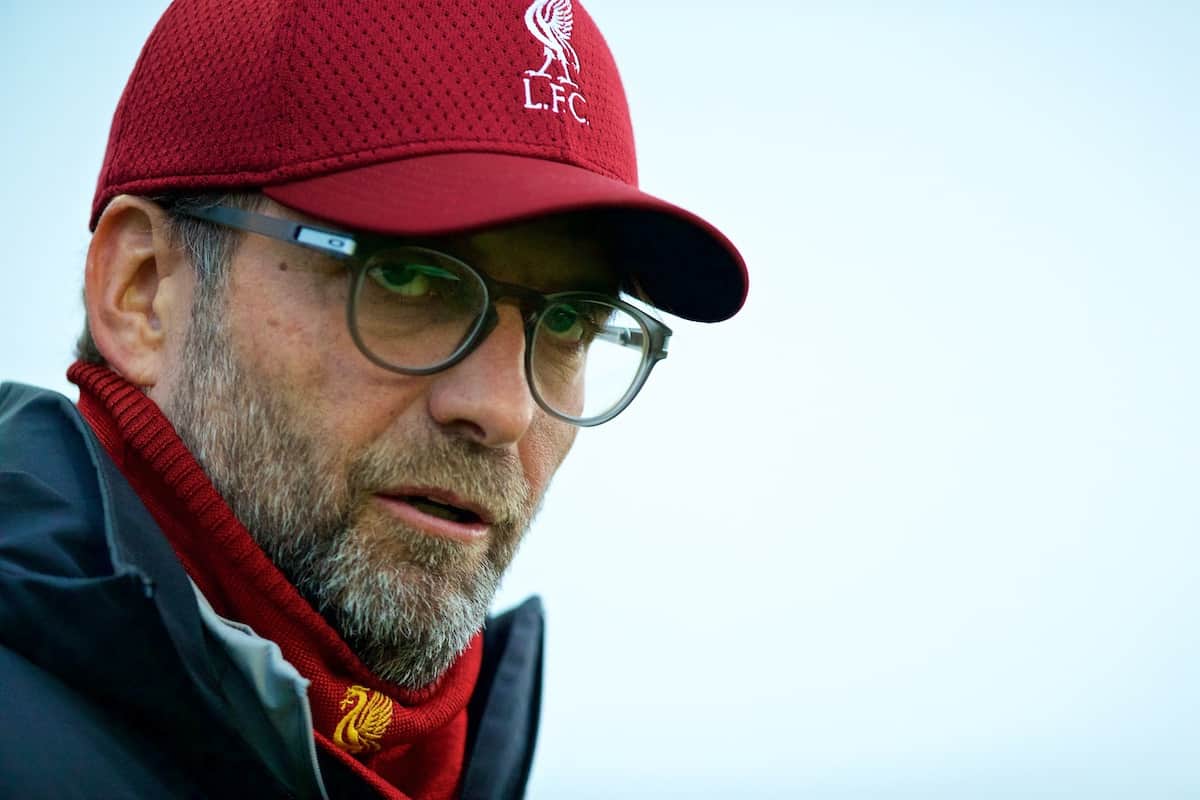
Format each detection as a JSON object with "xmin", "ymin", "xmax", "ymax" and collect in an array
[{"xmin": 161, "ymin": 293, "xmax": 537, "ymax": 689}]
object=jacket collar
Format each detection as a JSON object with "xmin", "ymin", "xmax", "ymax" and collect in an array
[{"xmin": 0, "ymin": 382, "xmax": 306, "ymax": 795}]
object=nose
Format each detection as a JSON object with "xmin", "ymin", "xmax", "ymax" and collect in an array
[{"xmin": 426, "ymin": 305, "xmax": 536, "ymax": 447}]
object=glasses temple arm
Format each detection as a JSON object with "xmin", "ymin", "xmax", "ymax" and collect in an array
[
  {"xmin": 180, "ymin": 204, "xmax": 358, "ymax": 257},
  {"xmin": 593, "ymin": 325, "xmax": 669, "ymax": 359}
]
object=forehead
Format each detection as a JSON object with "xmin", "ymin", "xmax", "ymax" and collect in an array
[
  {"xmin": 263, "ymin": 198, "xmax": 617, "ymax": 293},
  {"xmin": 425, "ymin": 216, "xmax": 617, "ymax": 293}
]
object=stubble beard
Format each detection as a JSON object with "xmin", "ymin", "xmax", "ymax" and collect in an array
[{"xmin": 162, "ymin": 293, "xmax": 538, "ymax": 690}]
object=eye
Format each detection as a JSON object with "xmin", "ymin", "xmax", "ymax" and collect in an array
[
  {"xmin": 368, "ymin": 260, "xmax": 461, "ymax": 297},
  {"xmin": 542, "ymin": 303, "xmax": 594, "ymax": 342}
]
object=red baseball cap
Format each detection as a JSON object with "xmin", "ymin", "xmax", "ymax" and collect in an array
[{"xmin": 92, "ymin": 0, "xmax": 747, "ymax": 322}]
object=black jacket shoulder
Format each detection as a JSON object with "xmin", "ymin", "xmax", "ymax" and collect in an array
[{"xmin": 0, "ymin": 382, "xmax": 544, "ymax": 799}]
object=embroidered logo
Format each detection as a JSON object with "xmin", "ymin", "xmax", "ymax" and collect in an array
[
  {"xmin": 333, "ymin": 685, "xmax": 393, "ymax": 754},
  {"xmin": 521, "ymin": 0, "xmax": 589, "ymax": 125}
]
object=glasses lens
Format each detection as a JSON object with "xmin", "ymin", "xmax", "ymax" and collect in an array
[
  {"xmin": 530, "ymin": 298, "xmax": 649, "ymax": 422},
  {"xmin": 351, "ymin": 248, "xmax": 488, "ymax": 369}
]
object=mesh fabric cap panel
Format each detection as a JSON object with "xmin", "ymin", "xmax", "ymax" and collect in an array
[{"xmin": 96, "ymin": 0, "xmax": 637, "ymax": 215}]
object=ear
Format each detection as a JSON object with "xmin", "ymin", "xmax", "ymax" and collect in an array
[{"xmin": 84, "ymin": 195, "xmax": 195, "ymax": 388}]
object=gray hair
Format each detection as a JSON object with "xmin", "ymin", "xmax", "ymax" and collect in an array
[{"xmin": 75, "ymin": 192, "xmax": 264, "ymax": 366}]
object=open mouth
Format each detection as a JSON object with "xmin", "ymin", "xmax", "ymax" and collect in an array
[
  {"xmin": 400, "ymin": 495, "xmax": 483, "ymax": 525},
  {"xmin": 374, "ymin": 487, "xmax": 493, "ymax": 541}
]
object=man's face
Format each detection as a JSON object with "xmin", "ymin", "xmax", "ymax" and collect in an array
[{"xmin": 158, "ymin": 200, "xmax": 610, "ymax": 688}]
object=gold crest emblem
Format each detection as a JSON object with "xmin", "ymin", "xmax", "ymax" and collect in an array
[{"xmin": 333, "ymin": 685, "xmax": 393, "ymax": 754}]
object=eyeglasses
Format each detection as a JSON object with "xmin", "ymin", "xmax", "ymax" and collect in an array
[{"xmin": 176, "ymin": 204, "xmax": 671, "ymax": 426}]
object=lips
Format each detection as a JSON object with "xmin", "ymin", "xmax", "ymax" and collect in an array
[
  {"xmin": 374, "ymin": 487, "xmax": 493, "ymax": 542},
  {"xmin": 402, "ymin": 495, "xmax": 482, "ymax": 525}
]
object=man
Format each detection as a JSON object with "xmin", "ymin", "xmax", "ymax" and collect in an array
[{"xmin": 0, "ymin": 0, "xmax": 746, "ymax": 798}]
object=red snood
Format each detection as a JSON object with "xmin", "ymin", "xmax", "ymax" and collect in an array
[{"xmin": 68, "ymin": 362, "xmax": 481, "ymax": 800}]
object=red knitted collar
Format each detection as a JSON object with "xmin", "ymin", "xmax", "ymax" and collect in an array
[{"xmin": 68, "ymin": 362, "xmax": 481, "ymax": 800}]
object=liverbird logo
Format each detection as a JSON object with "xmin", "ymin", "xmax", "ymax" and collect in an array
[
  {"xmin": 333, "ymin": 685, "xmax": 393, "ymax": 755},
  {"xmin": 521, "ymin": 0, "xmax": 589, "ymax": 124},
  {"xmin": 524, "ymin": 0, "xmax": 580, "ymax": 86}
]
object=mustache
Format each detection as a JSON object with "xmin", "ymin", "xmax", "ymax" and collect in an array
[{"xmin": 345, "ymin": 428, "xmax": 533, "ymax": 529}]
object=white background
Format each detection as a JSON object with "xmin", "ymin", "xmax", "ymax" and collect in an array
[{"xmin": 3, "ymin": 2, "xmax": 1198, "ymax": 797}]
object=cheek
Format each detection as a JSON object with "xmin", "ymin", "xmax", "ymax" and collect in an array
[
  {"xmin": 230, "ymin": 259, "xmax": 353, "ymax": 381},
  {"xmin": 519, "ymin": 414, "xmax": 577, "ymax": 496},
  {"xmin": 227, "ymin": 265, "xmax": 435, "ymax": 448}
]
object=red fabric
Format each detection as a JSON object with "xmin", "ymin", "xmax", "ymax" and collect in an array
[
  {"xmin": 95, "ymin": 0, "xmax": 635, "ymax": 213},
  {"xmin": 69, "ymin": 362, "xmax": 480, "ymax": 800},
  {"xmin": 89, "ymin": 0, "xmax": 748, "ymax": 323}
]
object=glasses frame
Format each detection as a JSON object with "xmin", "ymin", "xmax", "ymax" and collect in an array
[{"xmin": 175, "ymin": 203, "xmax": 672, "ymax": 427}]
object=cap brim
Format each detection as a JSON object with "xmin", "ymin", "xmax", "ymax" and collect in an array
[{"xmin": 263, "ymin": 153, "xmax": 746, "ymax": 322}]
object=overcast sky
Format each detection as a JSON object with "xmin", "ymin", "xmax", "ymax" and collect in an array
[{"xmin": 2, "ymin": 2, "xmax": 1198, "ymax": 797}]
